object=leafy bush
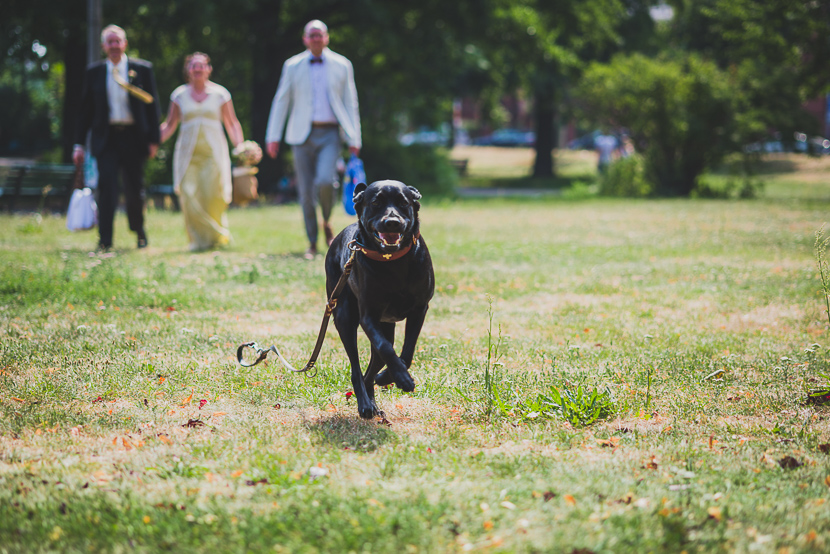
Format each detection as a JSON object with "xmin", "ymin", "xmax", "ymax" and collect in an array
[
  {"xmin": 598, "ymin": 155, "xmax": 652, "ymax": 197},
  {"xmin": 519, "ymin": 384, "xmax": 617, "ymax": 427},
  {"xmin": 692, "ymin": 174, "xmax": 764, "ymax": 199},
  {"xmin": 360, "ymin": 138, "xmax": 458, "ymax": 197},
  {"xmin": 579, "ymin": 53, "xmax": 738, "ymax": 197},
  {"xmin": 459, "ymin": 378, "xmax": 618, "ymax": 427}
]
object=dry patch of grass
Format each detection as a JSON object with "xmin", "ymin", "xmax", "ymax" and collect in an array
[{"xmin": 451, "ymin": 145, "xmax": 597, "ymax": 179}]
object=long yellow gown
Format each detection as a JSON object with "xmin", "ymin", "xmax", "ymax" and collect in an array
[{"xmin": 171, "ymin": 83, "xmax": 233, "ymax": 250}]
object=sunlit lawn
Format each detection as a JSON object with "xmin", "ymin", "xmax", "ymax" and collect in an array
[{"xmin": 1, "ymin": 149, "xmax": 830, "ymax": 552}]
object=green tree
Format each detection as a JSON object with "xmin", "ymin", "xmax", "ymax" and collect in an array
[
  {"xmin": 1, "ymin": 0, "xmax": 86, "ymax": 160},
  {"xmin": 480, "ymin": 0, "xmax": 645, "ymax": 177},
  {"xmin": 666, "ymin": 0, "xmax": 830, "ymax": 143},
  {"xmin": 580, "ymin": 52, "xmax": 736, "ymax": 196}
]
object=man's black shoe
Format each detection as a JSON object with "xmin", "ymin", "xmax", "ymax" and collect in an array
[{"xmin": 137, "ymin": 234, "xmax": 148, "ymax": 249}]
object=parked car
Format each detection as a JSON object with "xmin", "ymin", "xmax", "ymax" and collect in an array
[
  {"xmin": 472, "ymin": 129, "xmax": 535, "ymax": 147},
  {"xmin": 398, "ymin": 127, "xmax": 450, "ymax": 147},
  {"xmin": 795, "ymin": 132, "xmax": 830, "ymax": 156}
]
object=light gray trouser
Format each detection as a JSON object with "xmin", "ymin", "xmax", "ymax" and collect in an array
[{"xmin": 291, "ymin": 126, "xmax": 340, "ymax": 246}]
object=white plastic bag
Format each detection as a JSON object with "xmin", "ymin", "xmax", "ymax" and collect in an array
[{"xmin": 66, "ymin": 187, "xmax": 98, "ymax": 231}]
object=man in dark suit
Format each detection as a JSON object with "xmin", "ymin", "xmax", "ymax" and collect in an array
[{"xmin": 73, "ymin": 24, "xmax": 161, "ymax": 251}]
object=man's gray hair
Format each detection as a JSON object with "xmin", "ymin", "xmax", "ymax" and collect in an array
[
  {"xmin": 100, "ymin": 24, "xmax": 127, "ymax": 44},
  {"xmin": 304, "ymin": 20, "xmax": 328, "ymax": 35}
]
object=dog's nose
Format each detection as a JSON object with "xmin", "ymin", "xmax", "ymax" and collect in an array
[{"xmin": 380, "ymin": 213, "xmax": 406, "ymax": 232}]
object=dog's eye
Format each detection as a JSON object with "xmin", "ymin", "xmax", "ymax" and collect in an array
[{"xmin": 371, "ymin": 198, "xmax": 380, "ymax": 206}]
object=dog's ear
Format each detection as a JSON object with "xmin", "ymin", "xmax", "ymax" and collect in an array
[
  {"xmin": 408, "ymin": 186, "xmax": 421, "ymax": 211},
  {"xmin": 353, "ymin": 182, "xmax": 368, "ymax": 207}
]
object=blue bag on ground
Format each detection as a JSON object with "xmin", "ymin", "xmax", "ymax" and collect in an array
[{"xmin": 343, "ymin": 154, "xmax": 365, "ymax": 216}]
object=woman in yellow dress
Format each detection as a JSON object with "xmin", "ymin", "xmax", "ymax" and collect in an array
[{"xmin": 160, "ymin": 52, "xmax": 244, "ymax": 250}]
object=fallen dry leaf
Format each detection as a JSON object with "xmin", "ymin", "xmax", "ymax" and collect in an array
[
  {"xmin": 182, "ymin": 393, "xmax": 193, "ymax": 406},
  {"xmin": 564, "ymin": 495, "xmax": 577, "ymax": 506},
  {"xmin": 707, "ymin": 506, "xmax": 722, "ymax": 521},
  {"xmin": 642, "ymin": 456, "xmax": 659, "ymax": 470},
  {"xmin": 779, "ymin": 456, "xmax": 803, "ymax": 470},
  {"xmin": 245, "ymin": 478, "xmax": 268, "ymax": 486},
  {"xmin": 818, "ymin": 444, "xmax": 830, "ymax": 454},
  {"xmin": 615, "ymin": 493, "xmax": 634, "ymax": 505},
  {"xmin": 182, "ymin": 419, "xmax": 205, "ymax": 428}
]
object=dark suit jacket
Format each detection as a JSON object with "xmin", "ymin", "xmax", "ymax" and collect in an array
[{"xmin": 75, "ymin": 58, "xmax": 161, "ymax": 157}]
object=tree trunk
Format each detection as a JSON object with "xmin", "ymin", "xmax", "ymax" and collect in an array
[
  {"xmin": 249, "ymin": 0, "xmax": 286, "ymax": 193},
  {"xmin": 62, "ymin": 30, "xmax": 86, "ymax": 163},
  {"xmin": 532, "ymin": 88, "xmax": 555, "ymax": 177}
]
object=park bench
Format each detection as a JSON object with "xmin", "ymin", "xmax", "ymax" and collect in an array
[
  {"xmin": 450, "ymin": 158, "xmax": 469, "ymax": 176},
  {"xmin": 146, "ymin": 184, "xmax": 179, "ymax": 211},
  {"xmin": 0, "ymin": 163, "xmax": 77, "ymax": 212}
]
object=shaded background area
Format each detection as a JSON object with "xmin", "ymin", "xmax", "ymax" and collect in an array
[{"xmin": 2, "ymin": 0, "xmax": 829, "ymax": 197}]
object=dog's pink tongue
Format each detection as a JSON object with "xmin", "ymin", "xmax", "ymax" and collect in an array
[{"xmin": 380, "ymin": 233, "xmax": 401, "ymax": 245}]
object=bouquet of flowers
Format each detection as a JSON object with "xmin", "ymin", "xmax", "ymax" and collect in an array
[{"xmin": 232, "ymin": 140, "xmax": 263, "ymax": 167}]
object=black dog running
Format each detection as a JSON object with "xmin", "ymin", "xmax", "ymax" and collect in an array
[{"xmin": 325, "ymin": 180, "xmax": 435, "ymax": 419}]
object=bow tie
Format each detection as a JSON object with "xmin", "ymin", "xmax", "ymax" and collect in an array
[{"xmin": 310, "ymin": 57, "xmax": 323, "ymax": 64}]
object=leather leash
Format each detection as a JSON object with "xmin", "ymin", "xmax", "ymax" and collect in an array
[
  {"xmin": 236, "ymin": 234, "xmax": 420, "ymax": 375},
  {"xmin": 236, "ymin": 240, "xmax": 361, "ymax": 374}
]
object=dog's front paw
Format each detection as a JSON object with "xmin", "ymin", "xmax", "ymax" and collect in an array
[
  {"xmin": 357, "ymin": 401, "xmax": 378, "ymax": 420},
  {"xmin": 358, "ymin": 407, "xmax": 376, "ymax": 419},
  {"xmin": 394, "ymin": 370, "xmax": 415, "ymax": 392}
]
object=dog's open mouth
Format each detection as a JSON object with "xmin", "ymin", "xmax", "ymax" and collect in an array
[{"xmin": 375, "ymin": 232, "xmax": 403, "ymax": 248}]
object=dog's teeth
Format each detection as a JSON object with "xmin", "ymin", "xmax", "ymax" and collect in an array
[{"xmin": 379, "ymin": 233, "xmax": 402, "ymax": 246}]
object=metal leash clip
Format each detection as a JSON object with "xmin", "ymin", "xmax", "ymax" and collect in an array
[
  {"xmin": 236, "ymin": 341, "xmax": 273, "ymax": 368},
  {"xmin": 237, "ymin": 341, "xmax": 317, "ymax": 376}
]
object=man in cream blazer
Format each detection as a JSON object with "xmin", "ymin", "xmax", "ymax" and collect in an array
[{"xmin": 266, "ymin": 20, "xmax": 362, "ymax": 259}]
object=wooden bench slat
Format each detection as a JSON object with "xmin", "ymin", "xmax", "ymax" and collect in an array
[{"xmin": 0, "ymin": 163, "xmax": 77, "ymax": 212}]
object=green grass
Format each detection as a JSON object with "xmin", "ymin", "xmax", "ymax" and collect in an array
[{"xmin": 2, "ymin": 152, "xmax": 830, "ymax": 552}]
